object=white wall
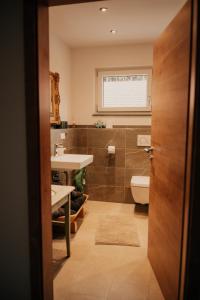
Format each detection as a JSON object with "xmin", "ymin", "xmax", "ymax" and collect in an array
[
  {"xmin": 49, "ymin": 32, "xmax": 72, "ymax": 123},
  {"xmin": 71, "ymin": 44, "xmax": 153, "ymax": 126}
]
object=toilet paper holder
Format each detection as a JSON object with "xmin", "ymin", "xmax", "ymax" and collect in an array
[{"xmin": 107, "ymin": 145, "xmax": 115, "ymax": 154}]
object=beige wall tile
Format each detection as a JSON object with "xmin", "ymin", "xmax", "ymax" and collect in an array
[
  {"xmin": 87, "ymin": 148, "xmax": 125, "ymax": 168},
  {"xmin": 86, "ymin": 185, "xmax": 125, "ymax": 203},
  {"xmin": 51, "ymin": 127, "xmax": 151, "ymax": 203},
  {"xmin": 66, "ymin": 128, "xmax": 87, "ymax": 148},
  {"xmin": 65, "ymin": 147, "xmax": 87, "ymax": 154},
  {"xmin": 125, "ymin": 187, "xmax": 133, "ymax": 203},
  {"xmin": 86, "ymin": 167, "xmax": 125, "ymax": 186},
  {"xmin": 125, "ymin": 148, "xmax": 150, "ymax": 169},
  {"xmin": 87, "ymin": 129, "xmax": 125, "ymax": 148}
]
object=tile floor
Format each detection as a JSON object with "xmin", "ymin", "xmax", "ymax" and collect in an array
[{"xmin": 53, "ymin": 201, "xmax": 164, "ymax": 300}]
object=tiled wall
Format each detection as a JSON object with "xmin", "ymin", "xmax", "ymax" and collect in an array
[{"xmin": 51, "ymin": 126, "xmax": 151, "ymax": 203}]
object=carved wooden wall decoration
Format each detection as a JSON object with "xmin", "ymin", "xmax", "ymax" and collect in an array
[{"xmin": 50, "ymin": 72, "xmax": 61, "ymax": 124}]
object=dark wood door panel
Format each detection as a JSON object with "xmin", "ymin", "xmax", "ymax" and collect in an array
[{"xmin": 148, "ymin": 1, "xmax": 192, "ymax": 300}]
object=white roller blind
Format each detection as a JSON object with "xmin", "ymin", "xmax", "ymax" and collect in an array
[{"xmin": 102, "ymin": 75, "xmax": 148, "ymax": 108}]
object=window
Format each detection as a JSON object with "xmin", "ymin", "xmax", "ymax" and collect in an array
[{"xmin": 96, "ymin": 68, "xmax": 152, "ymax": 113}]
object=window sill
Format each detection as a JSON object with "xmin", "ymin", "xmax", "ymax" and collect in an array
[{"xmin": 92, "ymin": 111, "xmax": 152, "ymax": 116}]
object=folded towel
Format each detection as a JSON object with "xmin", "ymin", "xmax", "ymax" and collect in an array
[{"xmin": 52, "ymin": 193, "xmax": 86, "ymax": 219}]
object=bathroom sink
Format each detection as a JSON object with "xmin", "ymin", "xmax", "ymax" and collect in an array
[
  {"xmin": 51, "ymin": 154, "xmax": 93, "ymax": 170},
  {"xmin": 51, "ymin": 189, "xmax": 56, "ymax": 197}
]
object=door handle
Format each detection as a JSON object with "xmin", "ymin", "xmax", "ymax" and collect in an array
[{"xmin": 144, "ymin": 147, "xmax": 154, "ymax": 153}]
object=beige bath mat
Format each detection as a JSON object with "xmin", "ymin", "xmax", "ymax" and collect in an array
[{"xmin": 95, "ymin": 214, "xmax": 140, "ymax": 247}]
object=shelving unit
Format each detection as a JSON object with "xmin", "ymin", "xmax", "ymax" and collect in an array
[{"xmin": 52, "ymin": 194, "xmax": 88, "ymax": 233}]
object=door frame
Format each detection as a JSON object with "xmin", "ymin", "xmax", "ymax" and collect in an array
[
  {"xmin": 180, "ymin": 1, "xmax": 200, "ymax": 299},
  {"xmin": 24, "ymin": 2, "xmax": 103, "ymax": 300},
  {"xmin": 24, "ymin": 0, "xmax": 200, "ymax": 299}
]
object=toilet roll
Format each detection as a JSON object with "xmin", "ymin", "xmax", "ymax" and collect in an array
[{"xmin": 108, "ymin": 145, "xmax": 115, "ymax": 154}]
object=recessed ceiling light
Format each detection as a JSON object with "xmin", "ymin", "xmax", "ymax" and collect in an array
[
  {"xmin": 99, "ymin": 7, "xmax": 108, "ymax": 12},
  {"xmin": 110, "ymin": 29, "xmax": 117, "ymax": 34}
]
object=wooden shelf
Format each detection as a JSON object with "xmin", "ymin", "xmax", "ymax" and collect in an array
[{"xmin": 52, "ymin": 194, "xmax": 88, "ymax": 233}]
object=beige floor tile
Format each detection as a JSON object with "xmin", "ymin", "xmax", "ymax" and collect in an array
[
  {"xmin": 70, "ymin": 243, "xmax": 92, "ymax": 262},
  {"xmin": 54, "ymin": 275, "xmax": 70, "ymax": 300},
  {"xmin": 68, "ymin": 273, "xmax": 111, "ymax": 298},
  {"xmin": 107, "ymin": 281, "xmax": 147, "ymax": 300},
  {"xmin": 69, "ymin": 294, "xmax": 104, "ymax": 300},
  {"xmin": 146, "ymin": 271, "xmax": 165, "ymax": 300},
  {"xmin": 53, "ymin": 201, "xmax": 164, "ymax": 300}
]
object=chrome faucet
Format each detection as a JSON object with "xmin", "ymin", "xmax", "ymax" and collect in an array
[
  {"xmin": 53, "ymin": 144, "xmax": 58, "ymax": 156},
  {"xmin": 53, "ymin": 143, "xmax": 63, "ymax": 156}
]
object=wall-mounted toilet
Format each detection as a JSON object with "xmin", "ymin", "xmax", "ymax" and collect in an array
[{"xmin": 131, "ymin": 176, "xmax": 150, "ymax": 204}]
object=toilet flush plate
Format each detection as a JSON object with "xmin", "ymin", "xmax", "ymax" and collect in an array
[{"xmin": 137, "ymin": 135, "xmax": 151, "ymax": 146}]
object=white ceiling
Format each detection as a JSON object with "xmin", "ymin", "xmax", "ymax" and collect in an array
[{"xmin": 49, "ymin": 0, "xmax": 186, "ymax": 48}]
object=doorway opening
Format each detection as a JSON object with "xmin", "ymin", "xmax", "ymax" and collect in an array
[{"xmin": 47, "ymin": 1, "xmax": 191, "ymax": 300}]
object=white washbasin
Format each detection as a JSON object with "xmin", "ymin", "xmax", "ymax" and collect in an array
[
  {"xmin": 51, "ymin": 190, "xmax": 56, "ymax": 197},
  {"xmin": 51, "ymin": 154, "xmax": 93, "ymax": 170}
]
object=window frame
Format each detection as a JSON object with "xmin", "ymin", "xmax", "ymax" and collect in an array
[{"xmin": 96, "ymin": 67, "xmax": 152, "ymax": 113}]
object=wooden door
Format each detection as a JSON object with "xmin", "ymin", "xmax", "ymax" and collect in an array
[{"xmin": 148, "ymin": 1, "xmax": 193, "ymax": 300}]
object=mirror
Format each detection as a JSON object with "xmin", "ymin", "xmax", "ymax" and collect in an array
[{"xmin": 50, "ymin": 72, "xmax": 61, "ymax": 124}]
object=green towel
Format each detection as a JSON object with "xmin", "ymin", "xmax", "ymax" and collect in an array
[{"xmin": 73, "ymin": 168, "xmax": 86, "ymax": 192}]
